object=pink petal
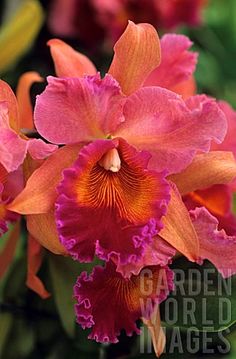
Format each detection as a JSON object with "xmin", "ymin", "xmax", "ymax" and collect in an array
[
  {"xmin": 48, "ymin": 38, "xmax": 96, "ymax": 77},
  {"xmin": 0, "ymin": 80, "xmax": 19, "ymax": 132},
  {"xmin": 0, "ymin": 102, "xmax": 57, "ymax": 172},
  {"xmin": 116, "ymin": 236, "xmax": 176, "ymax": 278},
  {"xmin": 35, "ymin": 74, "xmax": 125, "ymax": 144},
  {"xmin": 74, "ymin": 262, "xmax": 174, "ymax": 343},
  {"xmin": 114, "ymin": 87, "xmax": 227, "ymax": 174},
  {"xmin": 211, "ymin": 101, "xmax": 236, "ymax": 157},
  {"xmin": 27, "ymin": 139, "xmax": 58, "ymax": 160},
  {"xmin": 0, "ymin": 102, "xmax": 26, "ymax": 172},
  {"xmin": 0, "ymin": 126, "xmax": 27, "ymax": 172},
  {"xmin": 48, "ymin": 0, "xmax": 78, "ymax": 37},
  {"xmin": 55, "ymin": 139, "xmax": 170, "ymax": 266},
  {"xmin": 190, "ymin": 207, "xmax": 236, "ymax": 278},
  {"xmin": 144, "ymin": 34, "xmax": 198, "ymax": 91}
]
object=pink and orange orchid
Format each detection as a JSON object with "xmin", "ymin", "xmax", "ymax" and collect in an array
[{"xmin": 6, "ymin": 22, "xmax": 236, "ymax": 349}]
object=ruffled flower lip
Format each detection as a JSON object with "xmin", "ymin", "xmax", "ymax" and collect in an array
[
  {"xmin": 74, "ymin": 262, "xmax": 174, "ymax": 343},
  {"xmin": 55, "ymin": 138, "xmax": 170, "ymax": 268}
]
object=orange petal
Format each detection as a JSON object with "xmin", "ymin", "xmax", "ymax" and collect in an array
[
  {"xmin": 188, "ymin": 185, "xmax": 231, "ymax": 218},
  {"xmin": 142, "ymin": 306, "xmax": 166, "ymax": 358},
  {"xmin": 27, "ymin": 211, "xmax": 67, "ymax": 255},
  {"xmin": 23, "ymin": 154, "xmax": 44, "ymax": 181},
  {"xmin": 0, "ymin": 222, "xmax": 20, "ymax": 278},
  {"xmin": 16, "ymin": 71, "xmax": 43, "ymax": 130},
  {"xmin": 7, "ymin": 144, "xmax": 81, "ymax": 214},
  {"xmin": 0, "ymin": 79, "xmax": 19, "ymax": 132},
  {"xmin": 169, "ymin": 151, "xmax": 236, "ymax": 196},
  {"xmin": 26, "ymin": 235, "xmax": 50, "ymax": 299},
  {"xmin": 170, "ymin": 76, "xmax": 196, "ymax": 99},
  {"xmin": 48, "ymin": 38, "xmax": 97, "ymax": 77},
  {"xmin": 160, "ymin": 183, "xmax": 199, "ymax": 261},
  {"xmin": 108, "ymin": 21, "xmax": 161, "ymax": 95}
]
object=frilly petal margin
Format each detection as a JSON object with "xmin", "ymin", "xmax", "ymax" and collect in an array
[
  {"xmin": 34, "ymin": 74, "xmax": 125, "ymax": 145},
  {"xmin": 55, "ymin": 138, "xmax": 170, "ymax": 266},
  {"xmin": 114, "ymin": 87, "xmax": 227, "ymax": 174},
  {"xmin": 115, "ymin": 236, "xmax": 176, "ymax": 278},
  {"xmin": 73, "ymin": 262, "xmax": 174, "ymax": 343},
  {"xmin": 190, "ymin": 207, "xmax": 236, "ymax": 278}
]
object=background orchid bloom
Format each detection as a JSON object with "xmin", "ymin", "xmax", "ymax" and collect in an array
[
  {"xmin": 0, "ymin": 166, "xmax": 20, "ymax": 236},
  {"xmin": 185, "ymin": 101, "xmax": 236, "ymax": 237},
  {"xmin": 167, "ymin": 66, "xmax": 236, "ymax": 237},
  {"xmin": 142, "ymin": 34, "xmax": 236, "ymax": 248},
  {"xmin": 8, "ymin": 23, "xmax": 236, "ymax": 276},
  {"xmin": 0, "ymin": 163, "xmax": 22, "ymax": 282},
  {"xmin": 0, "ymin": 77, "xmax": 57, "ymax": 173},
  {"xmin": 48, "ymin": 0, "xmax": 207, "ymax": 49},
  {"xmin": 0, "ymin": 75, "xmax": 54, "ymax": 299}
]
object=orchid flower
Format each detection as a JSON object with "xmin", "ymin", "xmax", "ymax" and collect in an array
[
  {"xmin": 0, "ymin": 76, "xmax": 53, "ymax": 298},
  {"xmin": 8, "ymin": 22, "xmax": 236, "ymax": 347},
  {"xmin": 0, "ymin": 76, "xmax": 57, "ymax": 173},
  {"xmin": 0, "ymin": 165, "xmax": 20, "ymax": 236}
]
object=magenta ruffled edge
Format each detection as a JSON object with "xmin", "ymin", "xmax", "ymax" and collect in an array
[
  {"xmin": 55, "ymin": 139, "xmax": 170, "ymax": 267},
  {"xmin": 73, "ymin": 263, "xmax": 174, "ymax": 343}
]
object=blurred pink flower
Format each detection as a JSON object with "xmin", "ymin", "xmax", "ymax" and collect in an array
[{"xmin": 48, "ymin": 0, "xmax": 207, "ymax": 48}]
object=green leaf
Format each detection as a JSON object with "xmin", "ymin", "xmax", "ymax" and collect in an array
[
  {"xmin": 2, "ymin": 256, "xmax": 27, "ymax": 301},
  {"xmin": 0, "ymin": 312, "xmax": 13, "ymax": 357},
  {"xmin": 48, "ymin": 254, "xmax": 98, "ymax": 338},
  {"xmin": 161, "ymin": 259, "xmax": 236, "ymax": 332},
  {"xmin": 48, "ymin": 254, "xmax": 79, "ymax": 338}
]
